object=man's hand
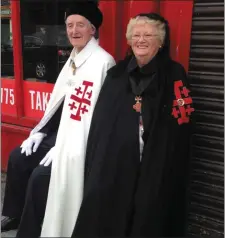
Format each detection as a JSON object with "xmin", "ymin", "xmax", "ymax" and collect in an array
[
  {"xmin": 39, "ymin": 146, "xmax": 55, "ymax": 166},
  {"xmin": 20, "ymin": 132, "xmax": 46, "ymax": 156}
]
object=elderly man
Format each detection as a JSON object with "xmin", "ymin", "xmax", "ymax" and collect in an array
[{"xmin": 1, "ymin": 2, "xmax": 115, "ymax": 237}]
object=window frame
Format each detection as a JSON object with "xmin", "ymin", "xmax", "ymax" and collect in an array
[{"xmin": 2, "ymin": 0, "xmax": 40, "ymax": 127}]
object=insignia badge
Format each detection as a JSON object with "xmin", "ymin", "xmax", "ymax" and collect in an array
[
  {"xmin": 177, "ymin": 98, "xmax": 185, "ymax": 106},
  {"xmin": 66, "ymin": 79, "xmax": 75, "ymax": 87},
  {"xmin": 71, "ymin": 61, "xmax": 76, "ymax": 75},
  {"xmin": 172, "ymin": 80, "xmax": 194, "ymax": 125},
  {"xmin": 133, "ymin": 96, "xmax": 142, "ymax": 113},
  {"xmin": 68, "ymin": 80, "xmax": 93, "ymax": 121}
]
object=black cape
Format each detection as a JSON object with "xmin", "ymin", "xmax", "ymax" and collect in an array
[{"xmin": 72, "ymin": 54, "xmax": 194, "ymax": 237}]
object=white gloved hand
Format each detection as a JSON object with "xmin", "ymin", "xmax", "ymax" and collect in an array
[
  {"xmin": 39, "ymin": 146, "xmax": 56, "ymax": 166},
  {"xmin": 20, "ymin": 132, "xmax": 46, "ymax": 156}
]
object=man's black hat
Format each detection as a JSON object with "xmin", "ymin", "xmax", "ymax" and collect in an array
[{"xmin": 64, "ymin": 1, "xmax": 103, "ymax": 30}]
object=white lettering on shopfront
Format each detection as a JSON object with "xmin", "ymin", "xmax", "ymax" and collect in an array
[
  {"xmin": 36, "ymin": 91, "xmax": 42, "ymax": 110},
  {"xmin": 1, "ymin": 88, "xmax": 15, "ymax": 105},
  {"xmin": 29, "ymin": 90, "xmax": 51, "ymax": 111},
  {"xmin": 30, "ymin": 90, "xmax": 36, "ymax": 109}
]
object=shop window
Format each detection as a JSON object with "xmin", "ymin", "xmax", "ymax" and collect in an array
[
  {"xmin": 1, "ymin": 3, "xmax": 14, "ymax": 79},
  {"xmin": 19, "ymin": 0, "xmax": 99, "ymax": 84},
  {"xmin": 19, "ymin": 1, "xmax": 72, "ymax": 84}
]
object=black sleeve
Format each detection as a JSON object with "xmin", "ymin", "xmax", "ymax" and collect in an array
[
  {"xmin": 39, "ymin": 100, "xmax": 64, "ymax": 136},
  {"xmin": 165, "ymin": 62, "xmax": 195, "ymax": 234}
]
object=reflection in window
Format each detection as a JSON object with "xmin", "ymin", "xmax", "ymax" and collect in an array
[
  {"xmin": 1, "ymin": 3, "xmax": 14, "ymax": 79},
  {"xmin": 20, "ymin": 1, "xmax": 99, "ymax": 84},
  {"xmin": 20, "ymin": 1, "xmax": 73, "ymax": 84}
]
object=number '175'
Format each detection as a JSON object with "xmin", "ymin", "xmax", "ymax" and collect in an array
[{"xmin": 1, "ymin": 88, "xmax": 15, "ymax": 105}]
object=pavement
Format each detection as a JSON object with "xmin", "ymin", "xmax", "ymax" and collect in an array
[{"xmin": 1, "ymin": 173, "xmax": 17, "ymax": 237}]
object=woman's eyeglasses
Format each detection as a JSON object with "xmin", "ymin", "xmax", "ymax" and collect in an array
[{"xmin": 131, "ymin": 34, "xmax": 158, "ymax": 41}]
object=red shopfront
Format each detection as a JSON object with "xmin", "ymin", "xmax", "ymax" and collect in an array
[{"xmin": 1, "ymin": 0, "xmax": 193, "ymax": 171}]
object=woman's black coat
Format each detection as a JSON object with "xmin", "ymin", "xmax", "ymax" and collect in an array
[{"xmin": 71, "ymin": 54, "xmax": 194, "ymax": 237}]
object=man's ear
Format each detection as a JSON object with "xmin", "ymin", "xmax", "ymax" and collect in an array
[{"xmin": 91, "ymin": 25, "xmax": 96, "ymax": 36}]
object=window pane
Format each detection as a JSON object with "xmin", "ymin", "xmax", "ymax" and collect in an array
[
  {"xmin": 1, "ymin": 2, "xmax": 14, "ymax": 79},
  {"xmin": 20, "ymin": 1, "xmax": 72, "ymax": 84},
  {"xmin": 20, "ymin": 0, "xmax": 99, "ymax": 84}
]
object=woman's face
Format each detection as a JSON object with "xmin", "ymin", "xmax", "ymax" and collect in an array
[{"xmin": 129, "ymin": 23, "xmax": 162, "ymax": 63}]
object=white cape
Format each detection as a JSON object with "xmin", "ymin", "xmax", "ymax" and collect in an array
[{"xmin": 30, "ymin": 37, "xmax": 115, "ymax": 237}]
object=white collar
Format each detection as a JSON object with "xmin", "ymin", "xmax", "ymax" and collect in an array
[{"xmin": 69, "ymin": 37, "xmax": 98, "ymax": 68}]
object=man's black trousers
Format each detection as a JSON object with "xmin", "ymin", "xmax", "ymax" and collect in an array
[{"xmin": 2, "ymin": 145, "xmax": 51, "ymax": 238}]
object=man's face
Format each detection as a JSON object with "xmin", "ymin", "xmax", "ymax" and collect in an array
[{"xmin": 66, "ymin": 14, "xmax": 95, "ymax": 52}]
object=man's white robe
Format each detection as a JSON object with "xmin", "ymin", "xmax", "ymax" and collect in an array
[{"xmin": 30, "ymin": 37, "xmax": 115, "ymax": 237}]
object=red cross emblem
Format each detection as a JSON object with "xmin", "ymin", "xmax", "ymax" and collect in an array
[
  {"xmin": 68, "ymin": 80, "xmax": 93, "ymax": 121},
  {"xmin": 171, "ymin": 80, "xmax": 194, "ymax": 125}
]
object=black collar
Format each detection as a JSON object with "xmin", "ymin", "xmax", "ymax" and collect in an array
[
  {"xmin": 127, "ymin": 53, "xmax": 161, "ymax": 75},
  {"xmin": 107, "ymin": 51, "xmax": 171, "ymax": 78}
]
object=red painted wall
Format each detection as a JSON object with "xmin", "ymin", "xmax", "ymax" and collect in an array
[{"xmin": 160, "ymin": 0, "xmax": 193, "ymax": 71}]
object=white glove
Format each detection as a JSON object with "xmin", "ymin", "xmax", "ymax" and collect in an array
[
  {"xmin": 20, "ymin": 132, "xmax": 46, "ymax": 156},
  {"xmin": 39, "ymin": 146, "xmax": 56, "ymax": 166}
]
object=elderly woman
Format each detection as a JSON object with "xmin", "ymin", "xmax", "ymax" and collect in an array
[{"xmin": 72, "ymin": 13, "xmax": 194, "ymax": 237}]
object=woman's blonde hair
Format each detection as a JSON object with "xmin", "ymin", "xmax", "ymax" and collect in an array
[{"xmin": 126, "ymin": 16, "xmax": 166, "ymax": 45}]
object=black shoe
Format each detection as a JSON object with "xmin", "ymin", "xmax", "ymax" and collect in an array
[{"xmin": 1, "ymin": 216, "xmax": 20, "ymax": 232}]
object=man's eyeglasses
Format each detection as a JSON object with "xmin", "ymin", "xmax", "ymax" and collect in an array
[{"xmin": 131, "ymin": 34, "xmax": 158, "ymax": 41}]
